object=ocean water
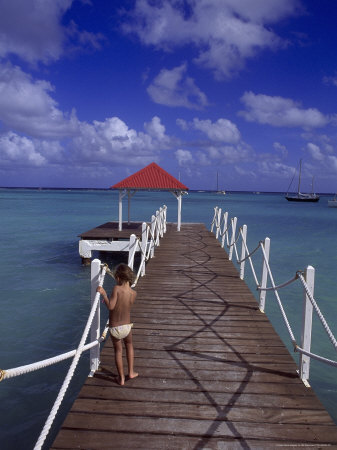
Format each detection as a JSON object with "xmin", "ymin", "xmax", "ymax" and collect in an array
[{"xmin": 0, "ymin": 189, "xmax": 336, "ymax": 449}]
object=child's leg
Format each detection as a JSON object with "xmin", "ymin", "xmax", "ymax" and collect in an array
[
  {"xmin": 124, "ymin": 331, "xmax": 138, "ymax": 379},
  {"xmin": 112, "ymin": 337, "xmax": 125, "ymax": 385}
]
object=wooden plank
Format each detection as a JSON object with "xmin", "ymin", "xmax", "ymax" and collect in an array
[{"xmin": 52, "ymin": 223, "xmax": 337, "ymax": 449}]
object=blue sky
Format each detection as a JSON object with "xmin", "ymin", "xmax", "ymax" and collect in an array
[{"xmin": 1, "ymin": 0, "xmax": 337, "ymax": 192}]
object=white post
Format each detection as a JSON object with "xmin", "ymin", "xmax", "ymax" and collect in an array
[
  {"xmin": 221, "ymin": 212, "xmax": 228, "ymax": 248},
  {"xmin": 155, "ymin": 210, "xmax": 160, "ymax": 246},
  {"xmin": 128, "ymin": 234, "xmax": 137, "ymax": 270},
  {"xmin": 89, "ymin": 259, "xmax": 101, "ymax": 376},
  {"xmin": 216, "ymin": 208, "xmax": 222, "ymax": 239},
  {"xmin": 211, "ymin": 207, "xmax": 218, "ymax": 233},
  {"xmin": 177, "ymin": 192, "xmax": 182, "ymax": 231},
  {"xmin": 150, "ymin": 215, "xmax": 155, "ymax": 257},
  {"xmin": 163, "ymin": 205, "xmax": 167, "ymax": 233},
  {"xmin": 141, "ymin": 222, "xmax": 147, "ymax": 276},
  {"xmin": 259, "ymin": 237, "xmax": 270, "ymax": 313},
  {"xmin": 240, "ymin": 224, "xmax": 247, "ymax": 280},
  {"xmin": 127, "ymin": 190, "xmax": 131, "ymax": 224},
  {"xmin": 118, "ymin": 190, "xmax": 123, "ymax": 231},
  {"xmin": 299, "ymin": 265, "xmax": 315, "ymax": 385},
  {"xmin": 228, "ymin": 217, "xmax": 237, "ymax": 261}
]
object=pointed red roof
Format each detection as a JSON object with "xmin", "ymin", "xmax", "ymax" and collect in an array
[{"xmin": 111, "ymin": 162, "xmax": 188, "ymax": 191}]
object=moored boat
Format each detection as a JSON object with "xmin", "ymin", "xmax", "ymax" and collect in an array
[{"xmin": 285, "ymin": 159, "xmax": 320, "ymax": 202}]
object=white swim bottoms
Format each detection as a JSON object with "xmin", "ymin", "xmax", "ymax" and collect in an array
[{"xmin": 109, "ymin": 323, "xmax": 133, "ymax": 340}]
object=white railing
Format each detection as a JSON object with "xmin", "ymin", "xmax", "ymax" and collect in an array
[
  {"xmin": 211, "ymin": 206, "xmax": 337, "ymax": 386},
  {"xmin": 0, "ymin": 205, "xmax": 167, "ymax": 450}
]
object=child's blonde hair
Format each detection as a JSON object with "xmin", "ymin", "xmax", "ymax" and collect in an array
[{"xmin": 114, "ymin": 263, "xmax": 135, "ymax": 284}]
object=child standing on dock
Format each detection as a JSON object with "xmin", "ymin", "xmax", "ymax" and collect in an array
[{"xmin": 97, "ymin": 263, "xmax": 138, "ymax": 386}]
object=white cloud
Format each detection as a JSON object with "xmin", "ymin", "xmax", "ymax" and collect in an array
[
  {"xmin": 72, "ymin": 116, "xmax": 171, "ymax": 164},
  {"xmin": 258, "ymin": 160, "xmax": 295, "ymax": 178},
  {"xmin": 307, "ymin": 142, "xmax": 324, "ymax": 161},
  {"xmin": 0, "ymin": 0, "xmax": 103, "ymax": 63},
  {"xmin": 0, "ymin": 63, "xmax": 79, "ymax": 138},
  {"xmin": 147, "ymin": 64, "xmax": 208, "ymax": 109},
  {"xmin": 175, "ymin": 149, "xmax": 194, "ymax": 166},
  {"xmin": 192, "ymin": 118, "xmax": 240, "ymax": 143},
  {"xmin": 239, "ymin": 91, "xmax": 329, "ymax": 128},
  {"xmin": 0, "ymin": 132, "xmax": 46, "ymax": 166},
  {"xmin": 124, "ymin": 0, "xmax": 301, "ymax": 78},
  {"xmin": 273, "ymin": 142, "xmax": 288, "ymax": 158}
]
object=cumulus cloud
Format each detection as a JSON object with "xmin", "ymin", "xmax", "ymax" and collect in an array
[
  {"xmin": 175, "ymin": 149, "xmax": 194, "ymax": 166},
  {"xmin": 0, "ymin": 63, "xmax": 79, "ymax": 138},
  {"xmin": 192, "ymin": 118, "xmax": 240, "ymax": 143},
  {"xmin": 273, "ymin": 142, "xmax": 288, "ymax": 158},
  {"xmin": 72, "ymin": 116, "xmax": 171, "ymax": 164},
  {"xmin": 239, "ymin": 91, "xmax": 329, "ymax": 128},
  {"xmin": 147, "ymin": 64, "xmax": 208, "ymax": 109},
  {"xmin": 0, "ymin": 131, "xmax": 46, "ymax": 167},
  {"xmin": 0, "ymin": 0, "xmax": 103, "ymax": 63},
  {"xmin": 307, "ymin": 142, "xmax": 324, "ymax": 161},
  {"xmin": 177, "ymin": 117, "xmax": 240, "ymax": 144},
  {"xmin": 123, "ymin": 0, "xmax": 301, "ymax": 78}
]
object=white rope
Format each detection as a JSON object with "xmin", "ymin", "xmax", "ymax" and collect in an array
[
  {"xmin": 296, "ymin": 346, "xmax": 337, "ymax": 368},
  {"xmin": 34, "ymin": 266, "xmax": 107, "ymax": 450},
  {"xmin": 257, "ymin": 273, "xmax": 299, "ymax": 292},
  {"xmin": 297, "ymin": 272, "xmax": 337, "ymax": 351},
  {"xmin": 239, "ymin": 233, "xmax": 260, "ymax": 287},
  {"xmin": 259, "ymin": 243, "xmax": 296, "ymax": 345}
]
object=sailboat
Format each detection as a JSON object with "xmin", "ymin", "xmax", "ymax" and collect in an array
[
  {"xmin": 216, "ymin": 172, "xmax": 226, "ymax": 195},
  {"xmin": 285, "ymin": 159, "xmax": 319, "ymax": 202}
]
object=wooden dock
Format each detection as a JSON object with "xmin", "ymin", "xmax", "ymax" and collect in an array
[{"xmin": 53, "ymin": 223, "xmax": 337, "ymax": 449}]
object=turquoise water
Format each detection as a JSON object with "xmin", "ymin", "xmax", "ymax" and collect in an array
[{"xmin": 0, "ymin": 189, "xmax": 336, "ymax": 449}]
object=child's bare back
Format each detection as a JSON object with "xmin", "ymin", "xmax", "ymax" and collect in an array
[{"xmin": 97, "ymin": 263, "xmax": 138, "ymax": 386}]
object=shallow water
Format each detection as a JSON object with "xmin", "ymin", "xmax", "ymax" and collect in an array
[{"xmin": 0, "ymin": 189, "xmax": 336, "ymax": 449}]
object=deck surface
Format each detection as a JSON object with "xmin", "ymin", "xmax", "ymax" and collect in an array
[
  {"xmin": 79, "ymin": 221, "xmax": 143, "ymax": 239},
  {"xmin": 53, "ymin": 223, "xmax": 337, "ymax": 449}
]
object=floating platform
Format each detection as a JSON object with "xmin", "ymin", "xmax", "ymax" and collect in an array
[
  {"xmin": 79, "ymin": 222, "xmax": 145, "ymax": 264},
  {"xmin": 54, "ymin": 223, "xmax": 337, "ymax": 448},
  {"xmin": 79, "ymin": 221, "xmax": 144, "ymax": 240}
]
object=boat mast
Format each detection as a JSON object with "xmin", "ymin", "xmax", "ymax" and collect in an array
[
  {"xmin": 297, "ymin": 159, "xmax": 302, "ymax": 194},
  {"xmin": 217, "ymin": 171, "xmax": 219, "ymax": 191}
]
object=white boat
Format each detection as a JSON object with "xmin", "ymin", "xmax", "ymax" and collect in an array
[
  {"xmin": 328, "ymin": 195, "xmax": 337, "ymax": 207},
  {"xmin": 285, "ymin": 160, "xmax": 319, "ymax": 202}
]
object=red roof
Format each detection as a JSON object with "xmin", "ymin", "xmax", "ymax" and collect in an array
[{"xmin": 111, "ymin": 162, "xmax": 188, "ymax": 191}]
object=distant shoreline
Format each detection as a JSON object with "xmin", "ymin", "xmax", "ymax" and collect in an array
[{"xmin": 0, "ymin": 187, "xmax": 335, "ymax": 196}]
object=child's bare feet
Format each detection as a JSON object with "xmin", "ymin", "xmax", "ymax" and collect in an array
[
  {"xmin": 117, "ymin": 376, "xmax": 125, "ymax": 386},
  {"xmin": 128, "ymin": 372, "xmax": 138, "ymax": 380}
]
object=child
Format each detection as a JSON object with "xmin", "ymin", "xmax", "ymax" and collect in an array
[{"xmin": 97, "ymin": 263, "xmax": 138, "ymax": 386}]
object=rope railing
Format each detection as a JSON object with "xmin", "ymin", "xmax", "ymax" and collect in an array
[
  {"xmin": 0, "ymin": 205, "xmax": 167, "ymax": 449},
  {"xmin": 211, "ymin": 206, "xmax": 337, "ymax": 384},
  {"xmin": 34, "ymin": 263, "xmax": 107, "ymax": 449}
]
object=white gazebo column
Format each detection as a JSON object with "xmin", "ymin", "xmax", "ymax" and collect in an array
[
  {"xmin": 171, "ymin": 190, "xmax": 183, "ymax": 231},
  {"xmin": 118, "ymin": 190, "xmax": 127, "ymax": 231}
]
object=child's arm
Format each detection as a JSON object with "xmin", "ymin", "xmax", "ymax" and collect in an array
[
  {"xmin": 96, "ymin": 286, "xmax": 109, "ymax": 308},
  {"xmin": 97, "ymin": 286, "xmax": 119, "ymax": 310}
]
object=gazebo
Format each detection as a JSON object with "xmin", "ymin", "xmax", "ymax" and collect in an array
[{"xmin": 111, "ymin": 162, "xmax": 188, "ymax": 231}]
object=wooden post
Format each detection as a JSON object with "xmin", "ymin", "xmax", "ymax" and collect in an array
[
  {"xmin": 89, "ymin": 259, "xmax": 101, "ymax": 376},
  {"xmin": 128, "ymin": 234, "xmax": 137, "ymax": 270},
  {"xmin": 240, "ymin": 224, "xmax": 247, "ymax": 280},
  {"xmin": 228, "ymin": 217, "xmax": 237, "ymax": 261},
  {"xmin": 300, "ymin": 265, "xmax": 315, "ymax": 385},
  {"xmin": 221, "ymin": 212, "xmax": 228, "ymax": 248},
  {"xmin": 259, "ymin": 237, "xmax": 270, "ymax": 313}
]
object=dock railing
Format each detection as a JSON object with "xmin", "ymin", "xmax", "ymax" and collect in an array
[
  {"xmin": 211, "ymin": 206, "xmax": 337, "ymax": 386},
  {"xmin": 0, "ymin": 205, "xmax": 167, "ymax": 450}
]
